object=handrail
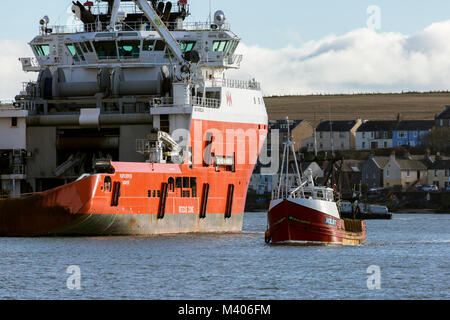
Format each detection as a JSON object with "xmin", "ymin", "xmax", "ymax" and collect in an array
[
  {"xmin": 41, "ymin": 20, "xmax": 230, "ymax": 35},
  {"xmin": 209, "ymin": 78, "xmax": 261, "ymax": 91},
  {"xmin": 191, "ymin": 97, "xmax": 220, "ymax": 109}
]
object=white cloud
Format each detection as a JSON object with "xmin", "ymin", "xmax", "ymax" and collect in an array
[
  {"xmin": 0, "ymin": 40, "xmax": 36, "ymax": 101},
  {"xmin": 234, "ymin": 20, "xmax": 450, "ymax": 96}
]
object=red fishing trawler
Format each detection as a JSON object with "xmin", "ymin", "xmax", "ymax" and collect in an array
[
  {"xmin": 265, "ymin": 118, "xmax": 366, "ymax": 246},
  {"xmin": 0, "ymin": 0, "xmax": 268, "ymax": 236}
]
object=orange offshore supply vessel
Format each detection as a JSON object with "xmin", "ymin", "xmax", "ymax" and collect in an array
[{"xmin": 0, "ymin": 0, "xmax": 268, "ymax": 236}]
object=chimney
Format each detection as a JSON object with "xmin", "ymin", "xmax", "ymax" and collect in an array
[{"xmin": 390, "ymin": 150, "xmax": 396, "ymax": 162}]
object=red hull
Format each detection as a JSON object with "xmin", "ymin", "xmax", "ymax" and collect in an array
[{"xmin": 267, "ymin": 199, "xmax": 366, "ymax": 246}]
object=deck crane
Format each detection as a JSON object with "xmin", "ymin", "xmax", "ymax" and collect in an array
[{"xmin": 108, "ymin": 0, "xmax": 191, "ymax": 80}]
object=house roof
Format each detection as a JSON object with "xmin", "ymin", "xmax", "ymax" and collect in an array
[
  {"xmin": 394, "ymin": 159, "xmax": 428, "ymax": 170},
  {"xmin": 341, "ymin": 160, "xmax": 365, "ymax": 172},
  {"xmin": 357, "ymin": 121, "xmax": 398, "ymax": 132},
  {"xmin": 371, "ymin": 156, "xmax": 389, "ymax": 169},
  {"xmin": 316, "ymin": 120, "xmax": 357, "ymax": 132},
  {"xmin": 429, "ymin": 160, "xmax": 450, "ymax": 170},
  {"xmin": 396, "ymin": 120, "xmax": 434, "ymax": 131},
  {"xmin": 436, "ymin": 106, "xmax": 450, "ymax": 120}
]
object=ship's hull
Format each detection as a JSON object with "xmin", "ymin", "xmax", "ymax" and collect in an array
[
  {"xmin": 267, "ymin": 198, "xmax": 366, "ymax": 246},
  {"xmin": 0, "ymin": 169, "xmax": 246, "ymax": 237},
  {"xmin": 0, "ymin": 116, "xmax": 267, "ymax": 237}
]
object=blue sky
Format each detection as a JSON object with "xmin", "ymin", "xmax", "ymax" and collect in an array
[
  {"xmin": 2, "ymin": 0, "xmax": 450, "ymax": 48},
  {"xmin": 1, "ymin": 0, "xmax": 450, "ymax": 98}
]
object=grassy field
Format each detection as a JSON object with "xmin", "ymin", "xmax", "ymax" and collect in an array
[{"xmin": 264, "ymin": 92, "xmax": 450, "ymax": 123}]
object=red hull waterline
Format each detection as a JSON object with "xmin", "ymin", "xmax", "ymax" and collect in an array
[{"xmin": 267, "ymin": 199, "xmax": 367, "ymax": 246}]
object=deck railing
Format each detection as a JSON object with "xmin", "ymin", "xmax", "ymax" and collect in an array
[
  {"xmin": 191, "ymin": 97, "xmax": 221, "ymax": 109},
  {"xmin": 42, "ymin": 20, "xmax": 230, "ymax": 35}
]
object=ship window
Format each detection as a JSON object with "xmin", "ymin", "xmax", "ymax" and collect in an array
[
  {"xmin": 104, "ymin": 176, "xmax": 112, "ymax": 192},
  {"xmin": 183, "ymin": 177, "xmax": 190, "ymax": 188},
  {"xmin": 11, "ymin": 117, "xmax": 17, "ymax": 127},
  {"xmin": 85, "ymin": 41, "xmax": 94, "ymax": 52},
  {"xmin": 34, "ymin": 44, "xmax": 50, "ymax": 56},
  {"xmin": 118, "ymin": 32, "xmax": 139, "ymax": 37},
  {"xmin": 118, "ymin": 40, "xmax": 140, "ymax": 59},
  {"xmin": 153, "ymin": 190, "xmax": 156, "ymax": 197},
  {"xmin": 176, "ymin": 177, "xmax": 182, "ymax": 188},
  {"xmin": 143, "ymin": 40, "xmax": 155, "ymax": 51},
  {"xmin": 190, "ymin": 177, "xmax": 197, "ymax": 197},
  {"xmin": 80, "ymin": 42, "xmax": 89, "ymax": 53},
  {"xmin": 168, "ymin": 177, "xmax": 175, "ymax": 192},
  {"xmin": 213, "ymin": 40, "xmax": 228, "ymax": 52},
  {"xmin": 182, "ymin": 190, "xmax": 190, "ymax": 198},
  {"xmin": 180, "ymin": 41, "xmax": 196, "ymax": 53},
  {"xmin": 74, "ymin": 43, "xmax": 86, "ymax": 61},
  {"xmin": 154, "ymin": 40, "xmax": 166, "ymax": 51},
  {"xmin": 66, "ymin": 44, "xmax": 77, "ymax": 57},
  {"xmin": 94, "ymin": 41, "xmax": 118, "ymax": 59}
]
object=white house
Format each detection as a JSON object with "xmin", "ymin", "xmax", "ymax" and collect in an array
[{"xmin": 356, "ymin": 121, "xmax": 397, "ymax": 150}]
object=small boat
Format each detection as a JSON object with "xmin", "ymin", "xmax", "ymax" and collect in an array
[
  {"xmin": 265, "ymin": 118, "xmax": 366, "ymax": 246},
  {"xmin": 339, "ymin": 201, "xmax": 392, "ymax": 220}
]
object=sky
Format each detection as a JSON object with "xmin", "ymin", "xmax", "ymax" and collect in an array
[{"xmin": 1, "ymin": 0, "xmax": 450, "ymax": 99}]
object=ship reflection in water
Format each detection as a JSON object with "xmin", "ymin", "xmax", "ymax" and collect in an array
[{"xmin": 1, "ymin": 212, "xmax": 449, "ymax": 300}]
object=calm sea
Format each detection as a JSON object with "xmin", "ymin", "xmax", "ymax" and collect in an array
[{"xmin": 0, "ymin": 213, "xmax": 449, "ymax": 300}]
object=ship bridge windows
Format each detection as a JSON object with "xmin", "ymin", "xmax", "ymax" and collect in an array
[
  {"xmin": 143, "ymin": 40, "xmax": 155, "ymax": 51},
  {"xmin": 66, "ymin": 44, "xmax": 81, "ymax": 62},
  {"xmin": 94, "ymin": 41, "xmax": 118, "ymax": 60},
  {"xmin": 180, "ymin": 41, "xmax": 196, "ymax": 53},
  {"xmin": 154, "ymin": 40, "xmax": 166, "ymax": 51},
  {"xmin": 34, "ymin": 44, "xmax": 50, "ymax": 56},
  {"xmin": 79, "ymin": 41, "xmax": 94, "ymax": 54},
  {"xmin": 73, "ymin": 43, "xmax": 86, "ymax": 61},
  {"xmin": 118, "ymin": 40, "xmax": 141, "ymax": 59},
  {"xmin": 213, "ymin": 40, "xmax": 228, "ymax": 52}
]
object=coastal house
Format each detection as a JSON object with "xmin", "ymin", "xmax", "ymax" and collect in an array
[
  {"xmin": 362, "ymin": 155, "xmax": 390, "ymax": 189},
  {"xmin": 435, "ymin": 105, "xmax": 450, "ymax": 128},
  {"xmin": 392, "ymin": 120, "xmax": 435, "ymax": 148},
  {"xmin": 355, "ymin": 120, "xmax": 397, "ymax": 150},
  {"xmin": 302, "ymin": 120, "xmax": 362, "ymax": 152},
  {"xmin": 0, "ymin": 104, "xmax": 28, "ymax": 197},
  {"xmin": 427, "ymin": 159, "xmax": 450, "ymax": 189},
  {"xmin": 383, "ymin": 152, "xmax": 428, "ymax": 191},
  {"xmin": 267, "ymin": 119, "xmax": 313, "ymax": 153}
]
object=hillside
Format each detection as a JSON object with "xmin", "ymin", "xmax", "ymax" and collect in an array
[{"xmin": 264, "ymin": 92, "xmax": 450, "ymax": 124}]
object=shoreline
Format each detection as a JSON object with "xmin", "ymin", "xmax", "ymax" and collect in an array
[{"xmin": 393, "ymin": 209, "xmax": 449, "ymax": 214}]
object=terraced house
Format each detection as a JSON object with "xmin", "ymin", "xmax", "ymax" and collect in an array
[
  {"xmin": 302, "ymin": 120, "xmax": 361, "ymax": 152},
  {"xmin": 392, "ymin": 120, "xmax": 434, "ymax": 148},
  {"xmin": 427, "ymin": 159, "xmax": 450, "ymax": 190},
  {"xmin": 356, "ymin": 121, "xmax": 397, "ymax": 150},
  {"xmin": 383, "ymin": 152, "xmax": 428, "ymax": 191}
]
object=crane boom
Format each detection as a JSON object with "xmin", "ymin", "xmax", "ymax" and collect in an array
[{"xmin": 108, "ymin": 0, "xmax": 186, "ymax": 66}]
